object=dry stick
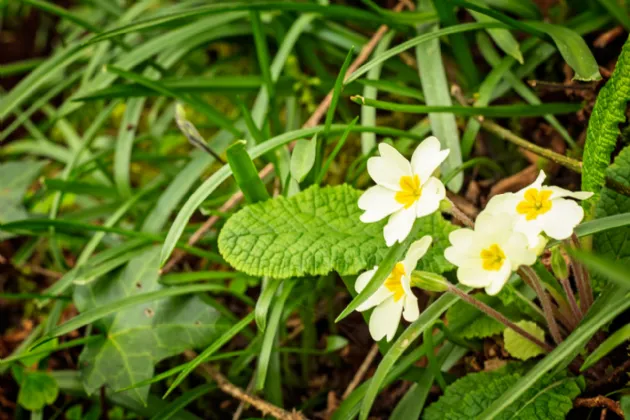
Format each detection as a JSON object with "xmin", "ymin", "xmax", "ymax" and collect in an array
[
  {"xmin": 445, "ymin": 284, "xmax": 554, "ymax": 353},
  {"xmin": 575, "ymin": 396, "xmax": 624, "ymax": 418},
  {"xmin": 518, "ymin": 266, "xmax": 564, "ymax": 344},
  {"xmin": 161, "ymin": 0, "xmax": 414, "ymax": 273},
  {"xmin": 184, "ymin": 350, "xmax": 308, "ymax": 420},
  {"xmin": 342, "ymin": 343, "xmax": 380, "ymax": 400},
  {"xmin": 233, "ymin": 376, "xmax": 256, "ymax": 420}
]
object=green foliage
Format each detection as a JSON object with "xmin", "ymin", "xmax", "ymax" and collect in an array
[
  {"xmin": 504, "ymin": 321, "xmax": 545, "ymax": 360},
  {"xmin": 594, "ymin": 145, "xmax": 630, "ymax": 290},
  {"xmin": 218, "ymin": 185, "xmax": 456, "ymax": 278},
  {"xmin": 583, "ymin": 36, "xmax": 630, "ymax": 209},
  {"xmin": 0, "ymin": 161, "xmax": 45, "ymax": 239},
  {"xmin": 73, "ymin": 247, "xmax": 230, "ymax": 405},
  {"xmin": 13, "ymin": 367, "xmax": 59, "ymax": 411},
  {"xmin": 290, "ymin": 135, "xmax": 317, "ymax": 182},
  {"xmin": 423, "ymin": 366, "xmax": 583, "ymax": 420}
]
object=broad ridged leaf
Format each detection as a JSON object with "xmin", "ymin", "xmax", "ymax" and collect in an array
[
  {"xmin": 504, "ymin": 321, "xmax": 545, "ymax": 360},
  {"xmin": 583, "ymin": 35, "xmax": 630, "ymax": 213},
  {"xmin": 593, "ymin": 145, "xmax": 630, "ymax": 290},
  {"xmin": 423, "ymin": 366, "xmax": 583, "ymax": 420},
  {"xmin": 218, "ymin": 185, "xmax": 456, "ymax": 278},
  {"xmin": 73, "ymin": 247, "xmax": 230, "ymax": 405},
  {"xmin": 446, "ymin": 294, "xmax": 505, "ymax": 339}
]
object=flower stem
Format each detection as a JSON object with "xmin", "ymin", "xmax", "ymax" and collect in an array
[
  {"xmin": 558, "ymin": 276, "xmax": 583, "ymax": 322},
  {"xmin": 445, "ymin": 199, "xmax": 475, "ymax": 228},
  {"xmin": 518, "ymin": 266, "xmax": 564, "ymax": 344},
  {"xmin": 445, "ymin": 283, "xmax": 554, "ymax": 353},
  {"xmin": 567, "ymin": 234, "xmax": 593, "ymax": 312}
]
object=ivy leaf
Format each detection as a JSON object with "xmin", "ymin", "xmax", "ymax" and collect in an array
[
  {"xmin": 593, "ymin": 145, "xmax": 630, "ymax": 290},
  {"xmin": 423, "ymin": 366, "xmax": 583, "ymax": 420},
  {"xmin": 504, "ymin": 320, "xmax": 545, "ymax": 360},
  {"xmin": 13, "ymin": 368, "xmax": 59, "ymax": 411},
  {"xmin": 582, "ymin": 35, "xmax": 630, "ymax": 213},
  {"xmin": 0, "ymin": 161, "xmax": 46, "ymax": 239},
  {"xmin": 218, "ymin": 185, "xmax": 456, "ymax": 278},
  {"xmin": 73, "ymin": 247, "xmax": 231, "ymax": 405}
]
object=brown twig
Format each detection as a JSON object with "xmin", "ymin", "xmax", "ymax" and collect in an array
[
  {"xmin": 185, "ymin": 350, "xmax": 307, "ymax": 420},
  {"xmin": 342, "ymin": 343, "xmax": 379, "ymax": 400},
  {"xmin": 161, "ymin": 0, "xmax": 415, "ymax": 273},
  {"xmin": 575, "ymin": 396, "xmax": 624, "ymax": 418}
]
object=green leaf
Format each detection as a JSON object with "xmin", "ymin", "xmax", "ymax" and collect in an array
[
  {"xmin": 218, "ymin": 185, "xmax": 456, "ymax": 278},
  {"xmin": 504, "ymin": 321, "xmax": 545, "ymax": 360},
  {"xmin": 593, "ymin": 145, "xmax": 630, "ymax": 290},
  {"xmin": 479, "ymin": 286, "xmax": 630, "ymax": 419},
  {"xmin": 594, "ymin": 0, "xmax": 630, "ymax": 31},
  {"xmin": 581, "ymin": 323, "xmax": 630, "ymax": 371},
  {"xmin": 290, "ymin": 136, "xmax": 318, "ymax": 183},
  {"xmin": 152, "ymin": 384, "xmax": 215, "ymax": 420},
  {"xmin": 583, "ymin": 36, "xmax": 630, "ymax": 212},
  {"xmin": 16, "ymin": 371, "xmax": 59, "ymax": 411},
  {"xmin": 226, "ymin": 140, "xmax": 270, "ymax": 203},
  {"xmin": 469, "ymin": 0, "xmax": 522, "ymax": 63},
  {"xmin": 414, "ymin": 11, "xmax": 464, "ymax": 191},
  {"xmin": 18, "ymin": 339, "xmax": 58, "ymax": 367},
  {"xmin": 424, "ymin": 366, "xmax": 582, "ymax": 420},
  {"xmin": 73, "ymin": 247, "xmax": 230, "ymax": 405},
  {"xmin": 446, "ymin": 294, "xmax": 506, "ymax": 339}
]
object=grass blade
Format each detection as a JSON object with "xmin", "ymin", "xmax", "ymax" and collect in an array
[
  {"xmin": 581, "ymin": 323, "xmax": 630, "ymax": 371},
  {"xmin": 568, "ymin": 249, "xmax": 630, "ymax": 290},
  {"xmin": 152, "ymin": 384, "xmax": 216, "ymax": 420},
  {"xmin": 163, "ymin": 312, "xmax": 255, "ymax": 398},
  {"xmin": 114, "ymin": 98, "xmax": 145, "ymax": 198},
  {"xmin": 226, "ymin": 140, "xmax": 270, "ymax": 203},
  {"xmin": 324, "ymin": 46, "xmax": 356, "ymax": 138}
]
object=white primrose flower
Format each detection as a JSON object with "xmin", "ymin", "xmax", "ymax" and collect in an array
[
  {"xmin": 444, "ymin": 212, "xmax": 536, "ymax": 295},
  {"xmin": 358, "ymin": 137, "xmax": 449, "ymax": 247},
  {"xmin": 485, "ymin": 170, "xmax": 593, "ymax": 247},
  {"xmin": 355, "ymin": 236, "xmax": 432, "ymax": 342}
]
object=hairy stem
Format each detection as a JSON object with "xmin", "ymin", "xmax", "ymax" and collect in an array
[
  {"xmin": 445, "ymin": 283, "xmax": 554, "ymax": 353},
  {"xmin": 568, "ymin": 234, "xmax": 594, "ymax": 312},
  {"xmin": 558, "ymin": 276, "xmax": 583, "ymax": 322},
  {"xmin": 518, "ymin": 266, "xmax": 564, "ymax": 344}
]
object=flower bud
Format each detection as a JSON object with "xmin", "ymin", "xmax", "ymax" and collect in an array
[
  {"xmin": 410, "ymin": 270, "xmax": 449, "ymax": 292},
  {"xmin": 551, "ymin": 246, "xmax": 569, "ymax": 280}
]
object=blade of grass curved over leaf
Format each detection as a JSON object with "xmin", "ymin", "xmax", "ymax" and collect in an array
[
  {"xmin": 226, "ymin": 140, "xmax": 270, "ymax": 204},
  {"xmin": 359, "ymin": 288, "xmax": 469, "ymax": 420},
  {"xmin": 478, "ymin": 286, "xmax": 630, "ymax": 419},
  {"xmin": 255, "ymin": 279, "xmax": 283, "ymax": 332},
  {"xmin": 163, "ymin": 312, "xmax": 255, "ymax": 398},
  {"xmin": 580, "ymin": 323, "xmax": 630, "ymax": 371}
]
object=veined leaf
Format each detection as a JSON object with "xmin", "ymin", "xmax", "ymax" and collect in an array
[
  {"xmin": 218, "ymin": 185, "xmax": 456, "ymax": 278},
  {"xmin": 424, "ymin": 366, "xmax": 582, "ymax": 419},
  {"xmin": 583, "ymin": 36, "xmax": 630, "ymax": 212},
  {"xmin": 72, "ymin": 248, "xmax": 230, "ymax": 405},
  {"xmin": 503, "ymin": 321, "xmax": 545, "ymax": 361}
]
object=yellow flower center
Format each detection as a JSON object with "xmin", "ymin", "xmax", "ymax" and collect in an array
[
  {"xmin": 480, "ymin": 244, "xmax": 506, "ymax": 271},
  {"xmin": 384, "ymin": 262, "xmax": 406, "ymax": 302},
  {"xmin": 394, "ymin": 175, "xmax": 422, "ymax": 209},
  {"xmin": 516, "ymin": 188, "xmax": 553, "ymax": 221}
]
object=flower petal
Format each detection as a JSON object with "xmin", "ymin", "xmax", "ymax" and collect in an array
[
  {"xmin": 485, "ymin": 192, "xmax": 518, "ymax": 215},
  {"xmin": 354, "ymin": 268, "xmax": 393, "ymax": 312},
  {"xmin": 516, "ymin": 170, "xmax": 546, "ymax": 194},
  {"xmin": 369, "ymin": 297, "xmax": 403, "ymax": 342},
  {"xmin": 546, "ymin": 186, "xmax": 594, "ymax": 201},
  {"xmin": 411, "ymin": 136, "xmax": 450, "ymax": 182},
  {"xmin": 358, "ymin": 186, "xmax": 403, "ymax": 223},
  {"xmin": 367, "ymin": 144, "xmax": 412, "ymax": 190},
  {"xmin": 484, "ymin": 262, "xmax": 512, "ymax": 295},
  {"xmin": 539, "ymin": 199, "xmax": 585, "ymax": 240},
  {"xmin": 384, "ymin": 206, "xmax": 417, "ymax": 247},
  {"xmin": 403, "ymin": 235, "xmax": 432, "ymax": 274},
  {"xmin": 402, "ymin": 295, "xmax": 420, "ymax": 322},
  {"xmin": 415, "ymin": 176, "xmax": 446, "ymax": 218},
  {"xmin": 444, "ymin": 230, "xmax": 475, "ymax": 267},
  {"xmin": 456, "ymin": 260, "xmax": 492, "ymax": 288},
  {"xmin": 503, "ymin": 231, "xmax": 536, "ymax": 269}
]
